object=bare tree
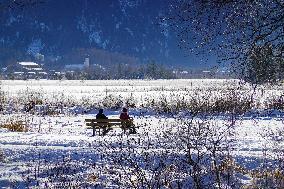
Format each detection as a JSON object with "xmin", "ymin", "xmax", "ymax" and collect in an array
[
  {"xmin": 163, "ymin": 0, "xmax": 284, "ymax": 80},
  {"xmin": 242, "ymin": 44, "xmax": 282, "ymax": 85}
]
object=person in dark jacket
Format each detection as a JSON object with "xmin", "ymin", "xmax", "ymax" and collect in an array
[
  {"xmin": 96, "ymin": 109, "xmax": 108, "ymax": 119},
  {"xmin": 96, "ymin": 109, "xmax": 109, "ymax": 135}
]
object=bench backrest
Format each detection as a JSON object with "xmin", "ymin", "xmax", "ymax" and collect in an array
[
  {"xmin": 85, "ymin": 119, "xmax": 122, "ymax": 123},
  {"xmin": 85, "ymin": 118, "xmax": 134, "ymax": 127},
  {"xmin": 85, "ymin": 118, "xmax": 130, "ymax": 127}
]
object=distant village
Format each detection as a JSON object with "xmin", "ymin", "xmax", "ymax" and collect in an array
[
  {"xmin": 0, "ymin": 56, "xmax": 231, "ymax": 80},
  {"xmin": 0, "ymin": 56, "xmax": 90, "ymax": 80}
]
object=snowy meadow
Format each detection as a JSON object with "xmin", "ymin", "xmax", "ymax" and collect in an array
[{"xmin": 0, "ymin": 79, "xmax": 284, "ymax": 188}]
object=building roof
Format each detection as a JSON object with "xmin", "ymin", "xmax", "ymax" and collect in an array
[
  {"xmin": 17, "ymin": 61, "xmax": 43, "ymax": 71},
  {"xmin": 18, "ymin": 62, "xmax": 39, "ymax": 66},
  {"xmin": 14, "ymin": 72, "xmax": 25, "ymax": 74},
  {"xmin": 38, "ymin": 72, "xmax": 47, "ymax": 75},
  {"xmin": 33, "ymin": 68, "xmax": 43, "ymax": 71}
]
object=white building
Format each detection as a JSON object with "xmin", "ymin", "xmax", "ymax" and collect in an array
[
  {"xmin": 3, "ymin": 62, "xmax": 47, "ymax": 79},
  {"xmin": 64, "ymin": 64, "xmax": 85, "ymax": 71},
  {"xmin": 84, "ymin": 57, "xmax": 90, "ymax": 68},
  {"xmin": 64, "ymin": 57, "xmax": 91, "ymax": 71},
  {"xmin": 18, "ymin": 62, "xmax": 43, "ymax": 71}
]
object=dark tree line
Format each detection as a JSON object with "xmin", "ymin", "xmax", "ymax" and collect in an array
[{"xmin": 63, "ymin": 61, "xmax": 176, "ymax": 80}]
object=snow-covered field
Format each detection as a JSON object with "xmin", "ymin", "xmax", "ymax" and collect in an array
[
  {"xmin": 1, "ymin": 79, "xmax": 242, "ymax": 105},
  {"xmin": 0, "ymin": 79, "xmax": 284, "ymax": 188}
]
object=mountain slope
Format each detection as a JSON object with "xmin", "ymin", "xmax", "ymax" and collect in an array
[{"xmin": 0, "ymin": 0, "xmax": 182, "ymax": 68}]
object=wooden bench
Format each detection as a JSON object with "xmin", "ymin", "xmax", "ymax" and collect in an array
[{"xmin": 85, "ymin": 118, "xmax": 136, "ymax": 136}]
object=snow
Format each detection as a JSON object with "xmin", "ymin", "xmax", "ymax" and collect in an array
[{"xmin": 0, "ymin": 79, "xmax": 283, "ymax": 188}]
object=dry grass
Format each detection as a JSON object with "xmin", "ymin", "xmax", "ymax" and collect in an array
[
  {"xmin": 0, "ymin": 120, "xmax": 28, "ymax": 132},
  {"xmin": 87, "ymin": 173, "xmax": 99, "ymax": 183}
]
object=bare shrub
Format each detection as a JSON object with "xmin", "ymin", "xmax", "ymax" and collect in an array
[
  {"xmin": 147, "ymin": 95, "xmax": 172, "ymax": 114},
  {"xmin": 0, "ymin": 82, "xmax": 7, "ymax": 112},
  {"xmin": 0, "ymin": 150, "xmax": 5, "ymax": 162},
  {"xmin": 253, "ymin": 127, "xmax": 284, "ymax": 188},
  {"xmin": 94, "ymin": 138, "xmax": 187, "ymax": 188},
  {"xmin": 187, "ymin": 90, "xmax": 251, "ymax": 115},
  {"xmin": 101, "ymin": 94, "xmax": 123, "ymax": 109},
  {"xmin": 144, "ymin": 89, "xmax": 252, "ymax": 116},
  {"xmin": 21, "ymin": 155, "xmax": 94, "ymax": 188},
  {"xmin": 211, "ymin": 91, "xmax": 251, "ymax": 115},
  {"xmin": 170, "ymin": 119, "xmax": 237, "ymax": 187},
  {"xmin": 124, "ymin": 94, "xmax": 137, "ymax": 108},
  {"xmin": 120, "ymin": 153, "xmax": 185, "ymax": 188},
  {"xmin": 87, "ymin": 173, "xmax": 99, "ymax": 183},
  {"xmin": 16, "ymin": 88, "xmax": 44, "ymax": 105},
  {"xmin": 266, "ymin": 94, "xmax": 284, "ymax": 110},
  {"xmin": 90, "ymin": 114, "xmax": 240, "ymax": 188}
]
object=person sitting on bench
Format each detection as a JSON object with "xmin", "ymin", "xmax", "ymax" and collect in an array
[
  {"xmin": 120, "ymin": 107, "xmax": 130, "ymax": 120},
  {"xmin": 96, "ymin": 109, "xmax": 108, "ymax": 119},
  {"xmin": 120, "ymin": 108, "xmax": 136, "ymax": 134},
  {"xmin": 96, "ymin": 109, "xmax": 110, "ymax": 135}
]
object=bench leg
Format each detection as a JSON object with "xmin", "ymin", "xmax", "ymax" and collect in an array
[
  {"xmin": 99, "ymin": 127, "xmax": 103, "ymax": 136},
  {"xmin": 92, "ymin": 126, "xmax": 95, "ymax": 136},
  {"xmin": 121, "ymin": 125, "xmax": 126, "ymax": 134},
  {"xmin": 102, "ymin": 125, "xmax": 108, "ymax": 136}
]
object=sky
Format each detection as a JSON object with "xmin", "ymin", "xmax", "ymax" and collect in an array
[{"xmin": 0, "ymin": 0, "xmax": 216, "ymax": 69}]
